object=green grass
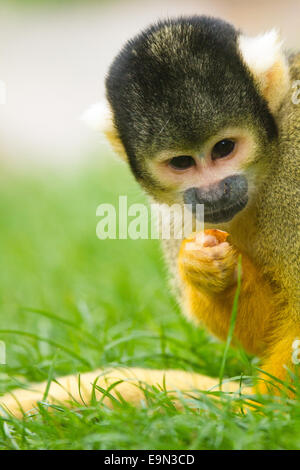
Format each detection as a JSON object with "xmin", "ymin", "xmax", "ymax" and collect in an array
[{"xmin": 0, "ymin": 156, "xmax": 300, "ymax": 450}]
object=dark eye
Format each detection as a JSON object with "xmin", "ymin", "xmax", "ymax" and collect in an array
[
  {"xmin": 169, "ymin": 155, "xmax": 195, "ymax": 170},
  {"xmin": 211, "ymin": 139, "xmax": 235, "ymax": 160}
]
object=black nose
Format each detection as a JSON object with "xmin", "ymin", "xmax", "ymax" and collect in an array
[
  {"xmin": 194, "ymin": 175, "xmax": 248, "ymax": 206},
  {"xmin": 183, "ymin": 175, "xmax": 248, "ymax": 223}
]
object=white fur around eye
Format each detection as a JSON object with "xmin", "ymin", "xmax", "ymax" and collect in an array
[
  {"xmin": 81, "ymin": 100, "xmax": 112, "ymax": 133},
  {"xmin": 238, "ymin": 29, "xmax": 283, "ymax": 75}
]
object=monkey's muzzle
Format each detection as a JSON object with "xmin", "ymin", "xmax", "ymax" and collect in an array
[{"xmin": 183, "ymin": 175, "xmax": 248, "ymax": 224}]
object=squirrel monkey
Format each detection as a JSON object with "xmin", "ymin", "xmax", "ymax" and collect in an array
[{"xmin": 1, "ymin": 16, "xmax": 299, "ymax": 417}]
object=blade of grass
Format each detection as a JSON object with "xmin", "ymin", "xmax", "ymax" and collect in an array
[
  {"xmin": 219, "ymin": 255, "xmax": 242, "ymax": 390},
  {"xmin": 42, "ymin": 349, "xmax": 59, "ymax": 401},
  {"xmin": 0, "ymin": 329, "xmax": 90, "ymax": 367},
  {"xmin": 21, "ymin": 307, "xmax": 102, "ymax": 349},
  {"xmin": 255, "ymin": 366, "xmax": 297, "ymax": 395}
]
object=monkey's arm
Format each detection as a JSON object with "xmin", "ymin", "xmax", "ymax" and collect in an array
[
  {"xmin": 177, "ymin": 232, "xmax": 275, "ymax": 357},
  {"xmin": 0, "ymin": 367, "xmax": 251, "ymax": 418}
]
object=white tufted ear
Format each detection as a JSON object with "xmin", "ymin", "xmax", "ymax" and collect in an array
[
  {"xmin": 239, "ymin": 30, "xmax": 282, "ymax": 75},
  {"xmin": 238, "ymin": 30, "xmax": 290, "ymax": 113},
  {"xmin": 81, "ymin": 100, "xmax": 127, "ymax": 160},
  {"xmin": 81, "ymin": 100, "xmax": 112, "ymax": 132}
]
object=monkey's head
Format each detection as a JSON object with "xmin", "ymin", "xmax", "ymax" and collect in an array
[{"xmin": 84, "ymin": 17, "xmax": 290, "ymax": 225}]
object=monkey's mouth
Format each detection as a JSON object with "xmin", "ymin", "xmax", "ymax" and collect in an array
[{"xmin": 203, "ymin": 196, "xmax": 248, "ymax": 223}]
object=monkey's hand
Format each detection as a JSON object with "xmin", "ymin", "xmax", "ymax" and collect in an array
[{"xmin": 178, "ymin": 229, "xmax": 238, "ymax": 294}]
